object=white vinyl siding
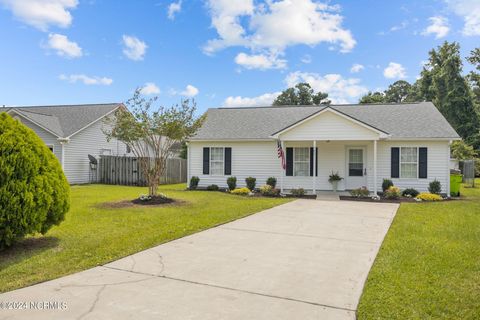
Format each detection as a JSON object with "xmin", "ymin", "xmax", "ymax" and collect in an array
[
  {"xmin": 63, "ymin": 119, "xmax": 129, "ymax": 184},
  {"xmin": 377, "ymin": 141, "xmax": 450, "ymax": 193},
  {"xmin": 279, "ymin": 110, "xmax": 380, "ymax": 141},
  {"xmin": 189, "ymin": 140, "xmax": 450, "ymax": 193},
  {"xmin": 13, "ymin": 116, "xmax": 63, "ymax": 165}
]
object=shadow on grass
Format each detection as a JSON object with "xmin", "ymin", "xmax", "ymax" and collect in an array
[{"xmin": 0, "ymin": 236, "xmax": 60, "ymax": 268}]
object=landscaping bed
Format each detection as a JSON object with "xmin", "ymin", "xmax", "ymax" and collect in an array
[{"xmin": 339, "ymin": 196, "xmax": 417, "ymax": 203}]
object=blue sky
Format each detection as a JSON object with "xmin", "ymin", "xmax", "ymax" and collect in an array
[{"xmin": 0, "ymin": 0, "xmax": 479, "ymax": 113}]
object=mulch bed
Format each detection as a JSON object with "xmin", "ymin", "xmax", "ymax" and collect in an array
[
  {"xmin": 339, "ymin": 196, "xmax": 459, "ymax": 203},
  {"xmin": 339, "ymin": 196, "xmax": 416, "ymax": 203},
  {"xmin": 99, "ymin": 196, "xmax": 183, "ymax": 209}
]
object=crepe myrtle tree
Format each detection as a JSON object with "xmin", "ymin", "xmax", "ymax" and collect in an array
[{"xmin": 104, "ymin": 88, "xmax": 205, "ymax": 196}]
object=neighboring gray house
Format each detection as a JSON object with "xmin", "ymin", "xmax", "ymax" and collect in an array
[
  {"xmin": 6, "ymin": 103, "xmax": 129, "ymax": 184},
  {"xmin": 188, "ymin": 102, "xmax": 460, "ymax": 195}
]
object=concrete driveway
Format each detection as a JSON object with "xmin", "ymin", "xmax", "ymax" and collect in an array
[{"xmin": 0, "ymin": 200, "xmax": 398, "ymax": 320}]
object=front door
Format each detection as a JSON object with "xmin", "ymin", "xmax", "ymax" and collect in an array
[{"xmin": 346, "ymin": 147, "xmax": 367, "ymax": 189}]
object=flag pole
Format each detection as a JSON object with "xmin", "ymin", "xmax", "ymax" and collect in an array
[{"xmin": 280, "ymin": 140, "xmax": 284, "ymax": 194}]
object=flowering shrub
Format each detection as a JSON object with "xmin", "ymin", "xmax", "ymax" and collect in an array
[
  {"xmin": 350, "ymin": 187, "xmax": 370, "ymax": 198},
  {"xmin": 402, "ymin": 188, "xmax": 419, "ymax": 198},
  {"xmin": 230, "ymin": 187, "xmax": 251, "ymax": 195},
  {"xmin": 415, "ymin": 192, "xmax": 443, "ymax": 201},
  {"xmin": 382, "ymin": 179, "xmax": 394, "ymax": 192},
  {"xmin": 291, "ymin": 188, "xmax": 306, "ymax": 197},
  {"xmin": 384, "ymin": 186, "xmax": 401, "ymax": 199},
  {"xmin": 139, "ymin": 194, "xmax": 152, "ymax": 201},
  {"xmin": 259, "ymin": 185, "xmax": 280, "ymax": 197}
]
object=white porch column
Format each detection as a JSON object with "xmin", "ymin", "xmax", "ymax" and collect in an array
[
  {"xmin": 313, "ymin": 140, "xmax": 316, "ymax": 194},
  {"xmin": 373, "ymin": 140, "xmax": 378, "ymax": 195},
  {"xmin": 280, "ymin": 140, "xmax": 285, "ymax": 193}
]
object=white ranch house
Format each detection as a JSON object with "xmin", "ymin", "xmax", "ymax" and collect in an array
[
  {"xmin": 187, "ymin": 102, "xmax": 460, "ymax": 195},
  {"xmin": 6, "ymin": 103, "xmax": 130, "ymax": 184}
]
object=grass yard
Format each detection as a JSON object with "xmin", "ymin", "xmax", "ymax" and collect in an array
[
  {"xmin": 358, "ymin": 181, "xmax": 480, "ymax": 319},
  {"xmin": 0, "ymin": 184, "xmax": 290, "ymax": 293}
]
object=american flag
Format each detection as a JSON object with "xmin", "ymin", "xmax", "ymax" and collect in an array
[{"xmin": 277, "ymin": 140, "xmax": 286, "ymax": 170}]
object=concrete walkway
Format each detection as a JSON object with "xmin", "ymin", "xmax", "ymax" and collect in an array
[{"xmin": 0, "ymin": 200, "xmax": 398, "ymax": 320}]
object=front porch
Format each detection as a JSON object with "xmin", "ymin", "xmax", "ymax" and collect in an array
[
  {"xmin": 278, "ymin": 139, "xmax": 379, "ymax": 195},
  {"xmin": 272, "ymin": 107, "xmax": 386, "ymax": 196}
]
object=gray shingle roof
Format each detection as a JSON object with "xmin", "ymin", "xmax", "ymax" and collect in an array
[
  {"xmin": 7, "ymin": 103, "xmax": 122, "ymax": 138},
  {"xmin": 191, "ymin": 102, "xmax": 460, "ymax": 140}
]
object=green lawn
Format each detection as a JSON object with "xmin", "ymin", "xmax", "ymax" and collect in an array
[
  {"xmin": 0, "ymin": 184, "xmax": 290, "ymax": 293},
  {"xmin": 358, "ymin": 181, "xmax": 480, "ymax": 319}
]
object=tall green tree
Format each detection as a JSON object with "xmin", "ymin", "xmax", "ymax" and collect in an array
[
  {"xmin": 417, "ymin": 42, "xmax": 480, "ymax": 149},
  {"xmin": 384, "ymin": 80, "xmax": 413, "ymax": 103},
  {"xmin": 273, "ymin": 83, "xmax": 330, "ymax": 106},
  {"xmin": 359, "ymin": 91, "xmax": 385, "ymax": 104},
  {"xmin": 467, "ymin": 48, "xmax": 480, "ymax": 109}
]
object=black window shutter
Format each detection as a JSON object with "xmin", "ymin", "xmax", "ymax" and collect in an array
[
  {"xmin": 286, "ymin": 148, "xmax": 293, "ymax": 176},
  {"xmin": 224, "ymin": 147, "xmax": 232, "ymax": 175},
  {"xmin": 419, "ymin": 147, "xmax": 427, "ymax": 179},
  {"xmin": 309, "ymin": 148, "xmax": 318, "ymax": 176},
  {"xmin": 203, "ymin": 147, "xmax": 210, "ymax": 175},
  {"xmin": 391, "ymin": 147, "xmax": 400, "ymax": 178}
]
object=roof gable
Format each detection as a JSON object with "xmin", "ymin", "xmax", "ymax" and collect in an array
[
  {"xmin": 271, "ymin": 107, "xmax": 388, "ymax": 140},
  {"xmin": 7, "ymin": 103, "xmax": 122, "ymax": 138}
]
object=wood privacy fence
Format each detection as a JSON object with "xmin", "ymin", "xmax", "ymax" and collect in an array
[{"xmin": 98, "ymin": 155, "xmax": 187, "ymax": 186}]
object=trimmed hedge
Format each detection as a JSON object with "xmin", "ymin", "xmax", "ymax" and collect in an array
[{"xmin": 0, "ymin": 113, "xmax": 70, "ymax": 250}]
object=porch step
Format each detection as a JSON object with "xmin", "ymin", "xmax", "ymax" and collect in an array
[{"xmin": 316, "ymin": 193, "xmax": 340, "ymax": 201}]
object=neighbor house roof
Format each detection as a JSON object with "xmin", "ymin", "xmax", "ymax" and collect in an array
[
  {"xmin": 190, "ymin": 102, "xmax": 460, "ymax": 140},
  {"xmin": 5, "ymin": 103, "xmax": 122, "ymax": 138}
]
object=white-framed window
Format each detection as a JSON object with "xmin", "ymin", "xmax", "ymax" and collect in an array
[
  {"xmin": 210, "ymin": 147, "xmax": 224, "ymax": 175},
  {"xmin": 400, "ymin": 147, "xmax": 418, "ymax": 178},
  {"xmin": 46, "ymin": 144, "xmax": 54, "ymax": 153},
  {"xmin": 294, "ymin": 147, "xmax": 310, "ymax": 176}
]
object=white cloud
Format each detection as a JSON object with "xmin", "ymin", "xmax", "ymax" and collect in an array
[
  {"xmin": 383, "ymin": 62, "xmax": 406, "ymax": 79},
  {"xmin": 301, "ymin": 54, "xmax": 312, "ymax": 64},
  {"xmin": 167, "ymin": 1, "xmax": 182, "ymax": 20},
  {"xmin": 234, "ymin": 52, "xmax": 287, "ymax": 70},
  {"xmin": 46, "ymin": 33, "xmax": 82, "ymax": 58},
  {"xmin": 59, "ymin": 74, "xmax": 113, "ymax": 86},
  {"xmin": 390, "ymin": 20, "xmax": 408, "ymax": 32},
  {"xmin": 140, "ymin": 82, "xmax": 160, "ymax": 95},
  {"xmin": 350, "ymin": 63, "xmax": 364, "ymax": 73},
  {"xmin": 422, "ymin": 16, "xmax": 450, "ymax": 38},
  {"xmin": 284, "ymin": 71, "xmax": 368, "ymax": 104},
  {"xmin": 204, "ymin": 0, "xmax": 355, "ymax": 66},
  {"xmin": 445, "ymin": 0, "xmax": 480, "ymax": 36},
  {"xmin": 223, "ymin": 92, "xmax": 281, "ymax": 108},
  {"xmin": 122, "ymin": 35, "xmax": 147, "ymax": 61},
  {"xmin": 180, "ymin": 85, "xmax": 199, "ymax": 97},
  {"xmin": 0, "ymin": 0, "xmax": 78, "ymax": 31}
]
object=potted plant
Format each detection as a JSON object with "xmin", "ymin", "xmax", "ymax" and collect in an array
[{"xmin": 328, "ymin": 172, "xmax": 343, "ymax": 192}]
